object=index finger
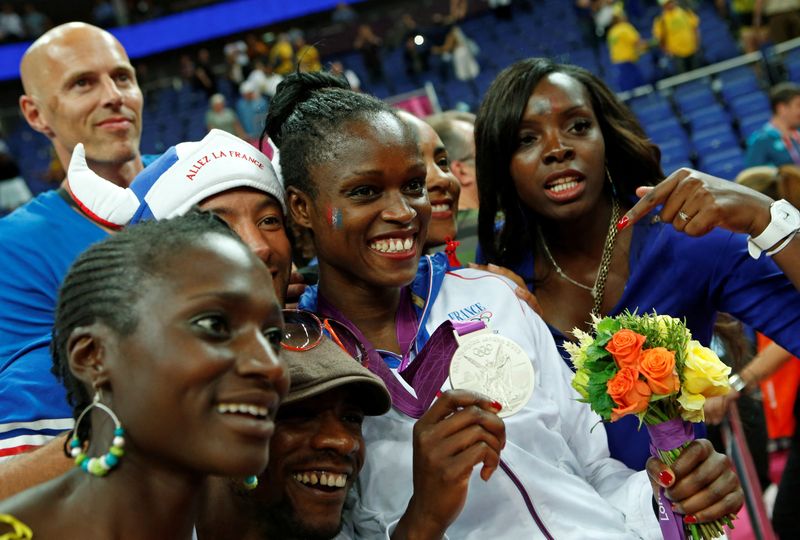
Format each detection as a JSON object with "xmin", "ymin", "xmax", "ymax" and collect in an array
[
  {"xmin": 424, "ymin": 389, "xmax": 502, "ymax": 423},
  {"xmin": 618, "ymin": 169, "xmax": 691, "ymax": 230}
]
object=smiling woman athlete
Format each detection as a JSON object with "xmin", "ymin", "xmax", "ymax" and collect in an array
[
  {"xmin": 0, "ymin": 211, "xmax": 289, "ymax": 539},
  {"xmin": 264, "ymin": 70, "xmax": 742, "ymax": 539}
]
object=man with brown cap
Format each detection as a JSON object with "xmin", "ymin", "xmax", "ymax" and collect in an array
[{"xmin": 198, "ymin": 336, "xmax": 392, "ymax": 540}]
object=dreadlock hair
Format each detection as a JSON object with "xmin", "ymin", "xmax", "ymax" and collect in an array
[
  {"xmin": 51, "ymin": 209, "xmax": 240, "ymax": 440},
  {"xmin": 475, "ymin": 58, "xmax": 664, "ymax": 268},
  {"xmin": 264, "ymin": 70, "xmax": 411, "ymax": 197}
]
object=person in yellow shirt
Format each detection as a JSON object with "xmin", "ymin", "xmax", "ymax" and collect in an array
[
  {"xmin": 652, "ymin": 0, "xmax": 701, "ymax": 73},
  {"xmin": 607, "ymin": 7, "xmax": 646, "ymax": 90},
  {"xmin": 269, "ymin": 32, "xmax": 295, "ymax": 75},
  {"xmin": 295, "ymin": 34, "xmax": 322, "ymax": 73}
]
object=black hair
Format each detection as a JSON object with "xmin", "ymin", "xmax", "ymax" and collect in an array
[
  {"xmin": 769, "ymin": 82, "xmax": 800, "ymax": 112},
  {"xmin": 475, "ymin": 57, "xmax": 663, "ymax": 267},
  {"xmin": 263, "ymin": 70, "xmax": 410, "ymax": 196},
  {"xmin": 52, "ymin": 210, "xmax": 240, "ymax": 440}
]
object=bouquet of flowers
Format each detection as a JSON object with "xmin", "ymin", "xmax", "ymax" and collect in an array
[{"xmin": 564, "ymin": 311, "xmax": 735, "ymax": 540}]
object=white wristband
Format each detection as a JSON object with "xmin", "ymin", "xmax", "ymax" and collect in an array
[{"xmin": 766, "ymin": 229, "xmax": 799, "ymax": 257}]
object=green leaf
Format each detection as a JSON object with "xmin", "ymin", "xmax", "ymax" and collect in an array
[
  {"xmin": 596, "ymin": 317, "xmax": 622, "ymax": 335},
  {"xmin": 586, "ymin": 343, "xmax": 610, "ymax": 362}
]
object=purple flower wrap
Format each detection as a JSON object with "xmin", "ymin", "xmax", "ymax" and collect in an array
[{"xmin": 647, "ymin": 418, "xmax": 695, "ymax": 540}]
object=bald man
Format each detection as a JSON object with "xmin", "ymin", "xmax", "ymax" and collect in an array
[{"xmin": 0, "ymin": 23, "xmax": 147, "ymax": 496}]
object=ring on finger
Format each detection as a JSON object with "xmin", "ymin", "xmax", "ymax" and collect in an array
[{"xmin": 678, "ymin": 211, "xmax": 691, "ymax": 221}]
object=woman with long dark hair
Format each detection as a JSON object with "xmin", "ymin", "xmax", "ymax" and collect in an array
[{"xmin": 474, "ymin": 57, "xmax": 800, "ymax": 473}]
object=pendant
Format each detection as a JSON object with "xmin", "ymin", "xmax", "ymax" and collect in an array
[{"xmin": 449, "ymin": 333, "xmax": 535, "ymax": 417}]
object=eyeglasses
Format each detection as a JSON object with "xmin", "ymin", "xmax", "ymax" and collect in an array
[{"xmin": 281, "ymin": 309, "xmax": 368, "ymax": 366}]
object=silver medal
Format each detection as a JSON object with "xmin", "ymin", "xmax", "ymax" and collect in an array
[{"xmin": 449, "ymin": 332, "xmax": 534, "ymax": 417}]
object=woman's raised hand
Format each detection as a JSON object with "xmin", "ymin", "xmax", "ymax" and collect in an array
[{"xmin": 620, "ymin": 168, "xmax": 774, "ymax": 238}]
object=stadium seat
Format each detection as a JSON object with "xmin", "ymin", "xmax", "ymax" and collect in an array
[
  {"xmin": 673, "ymin": 87, "xmax": 717, "ymax": 115},
  {"xmin": 728, "ymin": 92, "xmax": 771, "ymax": 120},
  {"xmin": 685, "ymin": 105, "xmax": 731, "ymax": 133},
  {"xmin": 692, "ymin": 125, "xmax": 740, "ymax": 155}
]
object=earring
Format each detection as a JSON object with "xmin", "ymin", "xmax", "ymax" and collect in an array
[
  {"xmin": 68, "ymin": 391, "xmax": 126, "ymax": 477},
  {"xmin": 243, "ymin": 475, "xmax": 259, "ymax": 490},
  {"xmin": 606, "ymin": 167, "xmax": 619, "ymax": 199}
]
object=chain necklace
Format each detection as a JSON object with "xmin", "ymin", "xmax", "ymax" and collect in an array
[{"xmin": 537, "ymin": 198, "xmax": 620, "ymax": 316}]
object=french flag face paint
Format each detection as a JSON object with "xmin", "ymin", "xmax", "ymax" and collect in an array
[{"xmin": 327, "ymin": 206, "xmax": 343, "ymax": 229}]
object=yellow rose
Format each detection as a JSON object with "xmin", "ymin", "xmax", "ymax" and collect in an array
[
  {"xmin": 572, "ymin": 370, "xmax": 590, "ymax": 399},
  {"xmin": 683, "ymin": 340, "xmax": 731, "ymax": 397},
  {"xmin": 678, "ymin": 390, "xmax": 706, "ymax": 423}
]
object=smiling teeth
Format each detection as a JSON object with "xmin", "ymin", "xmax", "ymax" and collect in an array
[
  {"xmin": 432, "ymin": 203, "xmax": 450, "ymax": 212},
  {"xmin": 216, "ymin": 403, "xmax": 269, "ymax": 418},
  {"xmin": 293, "ymin": 471, "xmax": 348, "ymax": 487},
  {"xmin": 370, "ymin": 237, "xmax": 413, "ymax": 253},
  {"xmin": 548, "ymin": 177, "xmax": 579, "ymax": 192}
]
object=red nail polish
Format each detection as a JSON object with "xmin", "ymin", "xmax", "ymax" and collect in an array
[
  {"xmin": 490, "ymin": 400, "xmax": 503, "ymax": 411},
  {"xmin": 683, "ymin": 515, "xmax": 698, "ymax": 524},
  {"xmin": 658, "ymin": 470, "xmax": 674, "ymax": 486},
  {"xmin": 616, "ymin": 215, "xmax": 630, "ymax": 230},
  {"xmin": 435, "ymin": 391, "xmax": 443, "ymax": 398}
]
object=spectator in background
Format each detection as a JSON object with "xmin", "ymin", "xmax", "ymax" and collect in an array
[
  {"xmin": 295, "ymin": 32, "xmax": 322, "ymax": 73},
  {"xmin": 0, "ymin": 3, "xmax": 25, "ymax": 42},
  {"xmin": 354, "ymin": 24, "xmax": 385, "ymax": 85},
  {"xmin": 607, "ymin": 6, "xmax": 646, "ymax": 90},
  {"xmin": 270, "ymin": 33, "xmax": 295, "ymax": 75},
  {"xmin": 245, "ymin": 59, "xmax": 284, "ymax": 99},
  {"xmin": 194, "ymin": 48, "xmax": 218, "ymax": 98},
  {"xmin": 223, "ymin": 40, "xmax": 249, "ymax": 86},
  {"xmin": 435, "ymin": 25, "xmax": 480, "ymax": 96},
  {"xmin": 745, "ymin": 82, "xmax": 800, "ymax": 167},
  {"xmin": 179, "ymin": 53, "xmax": 196, "ymax": 88},
  {"xmin": 22, "ymin": 4, "xmax": 47, "ymax": 38},
  {"xmin": 330, "ymin": 60, "xmax": 361, "ymax": 91},
  {"xmin": 236, "ymin": 81, "xmax": 268, "ymax": 142},
  {"xmin": 450, "ymin": 0, "xmax": 468, "ymax": 21},
  {"xmin": 205, "ymin": 94, "xmax": 246, "ymax": 138},
  {"xmin": 0, "ymin": 139, "xmax": 32, "ymax": 213},
  {"xmin": 716, "ymin": 0, "xmax": 769, "ymax": 54},
  {"xmin": 653, "ymin": 0, "xmax": 701, "ymax": 74},
  {"xmin": 426, "ymin": 110, "xmax": 480, "ymax": 262},
  {"xmin": 400, "ymin": 14, "xmax": 431, "ymax": 81},
  {"xmin": 331, "ymin": 1, "xmax": 358, "ymax": 24},
  {"xmin": 245, "ymin": 32, "xmax": 269, "ymax": 63},
  {"xmin": 592, "ymin": 0, "xmax": 616, "ymax": 39},
  {"xmin": 754, "ymin": 0, "xmax": 800, "ymax": 44}
]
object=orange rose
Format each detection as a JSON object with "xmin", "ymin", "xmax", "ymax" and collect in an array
[
  {"xmin": 605, "ymin": 329, "xmax": 646, "ymax": 370},
  {"xmin": 607, "ymin": 367, "xmax": 652, "ymax": 421},
  {"xmin": 639, "ymin": 347, "xmax": 681, "ymax": 395}
]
